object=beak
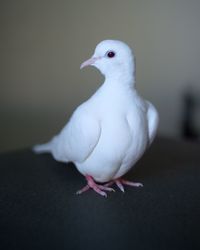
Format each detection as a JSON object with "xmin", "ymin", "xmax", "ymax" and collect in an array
[{"xmin": 80, "ymin": 57, "xmax": 100, "ymax": 69}]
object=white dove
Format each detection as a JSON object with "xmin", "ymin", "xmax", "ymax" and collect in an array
[{"xmin": 33, "ymin": 40, "xmax": 159, "ymax": 197}]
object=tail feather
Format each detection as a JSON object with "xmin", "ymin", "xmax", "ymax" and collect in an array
[{"xmin": 32, "ymin": 142, "xmax": 53, "ymax": 154}]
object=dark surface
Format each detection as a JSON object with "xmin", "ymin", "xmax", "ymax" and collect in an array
[{"xmin": 0, "ymin": 137, "xmax": 200, "ymax": 250}]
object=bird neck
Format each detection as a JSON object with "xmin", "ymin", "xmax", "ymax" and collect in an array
[
  {"xmin": 103, "ymin": 57, "xmax": 136, "ymax": 88},
  {"xmin": 104, "ymin": 69, "xmax": 136, "ymax": 89},
  {"xmin": 93, "ymin": 71, "xmax": 137, "ymax": 105}
]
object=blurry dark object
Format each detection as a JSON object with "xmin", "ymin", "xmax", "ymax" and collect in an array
[{"xmin": 182, "ymin": 87, "xmax": 199, "ymax": 140}]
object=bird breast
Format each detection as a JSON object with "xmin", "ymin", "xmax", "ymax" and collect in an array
[{"xmin": 76, "ymin": 103, "xmax": 149, "ymax": 183}]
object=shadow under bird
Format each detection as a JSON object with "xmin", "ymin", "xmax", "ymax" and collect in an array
[{"xmin": 33, "ymin": 40, "xmax": 159, "ymax": 197}]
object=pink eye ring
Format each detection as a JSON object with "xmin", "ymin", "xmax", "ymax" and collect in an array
[{"xmin": 107, "ymin": 51, "xmax": 115, "ymax": 58}]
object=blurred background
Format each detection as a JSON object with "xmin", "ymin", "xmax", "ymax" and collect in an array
[{"xmin": 1, "ymin": 0, "xmax": 200, "ymax": 152}]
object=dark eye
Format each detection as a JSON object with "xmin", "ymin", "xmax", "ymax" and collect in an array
[{"xmin": 107, "ymin": 51, "xmax": 115, "ymax": 58}]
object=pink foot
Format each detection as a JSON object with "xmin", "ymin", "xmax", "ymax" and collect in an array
[
  {"xmin": 76, "ymin": 175, "xmax": 115, "ymax": 197},
  {"xmin": 105, "ymin": 178, "xmax": 143, "ymax": 192}
]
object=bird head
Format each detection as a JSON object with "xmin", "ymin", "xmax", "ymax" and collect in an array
[{"xmin": 80, "ymin": 40, "xmax": 135, "ymax": 80}]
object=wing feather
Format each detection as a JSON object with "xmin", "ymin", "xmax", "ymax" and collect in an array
[
  {"xmin": 51, "ymin": 107, "xmax": 101, "ymax": 163},
  {"xmin": 146, "ymin": 101, "xmax": 159, "ymax": 145}
]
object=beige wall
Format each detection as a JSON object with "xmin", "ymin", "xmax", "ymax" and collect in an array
[{"xmin": 1, "ymin": 0, "xmax": 200, "ymax": 152}]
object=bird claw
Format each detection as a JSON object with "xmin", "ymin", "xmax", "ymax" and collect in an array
[
  {"xmin": 76, "ymin": 184, "xmax": 90, "ymax": 195},
  {"xmin": 116, "ymin": 180, "xmax": 125, "ymax": 192},
  {"xmin": 105, "ymin": 178, "xmax": 143, "ymax": 192},
  {"xmin": 76, "ymin": 175, "xmax": 115, "ymax": 197},
  {"xmin": 120, "ymin": 179, "xmax": 143, "ymax": 188},
  {"xmin": 76, "ymin": 176, "xmax": 143, "ymax": 197}
]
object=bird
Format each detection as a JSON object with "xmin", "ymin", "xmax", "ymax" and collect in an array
[{"xmin": 33, "ymin": 40, "xmax": 159, "ymax": 197}]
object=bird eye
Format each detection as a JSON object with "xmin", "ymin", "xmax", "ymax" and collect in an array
[{"xmin": 106, "ymin": 51, "xmax": 115, "ymax": 58}]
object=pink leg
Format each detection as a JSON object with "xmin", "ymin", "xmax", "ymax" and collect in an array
[
  {"xmin": 105, "ymin": 178, "xmax": 143, "ymax": 192},
  {"xmin": 76, "ymin": 175, "xmax": 115, "ymax": 197}
]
